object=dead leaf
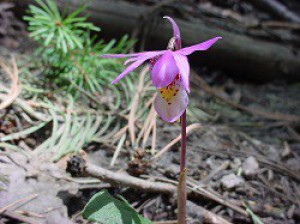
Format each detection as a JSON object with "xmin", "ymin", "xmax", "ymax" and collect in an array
[
  {"xmin": 0, "ymin": 57, "xmax": 21, "ymax": 110},
  {"xmin": 0, "ymin": 150, "xmax": 79, "ymax": 223}
]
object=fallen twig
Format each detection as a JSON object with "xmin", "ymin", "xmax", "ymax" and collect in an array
[
  {"xmin": 187, "ymin": 179, "xmax": 247, "ymax": 216},
  {"xmin": 142, "ymin": 106, "xmax": 156, "ymax": 149},
  {"xmin": 85, "ymin": 164, "xmax": 235, "ymax": 223},
  {"xmin": 86, "ymin": 163, "xmax": 176, "ymax": 195},
  {"xmin": 192, "ymin": 161, "xmax": 230, "ymax": 187},
  {"xmin": 1, "ymin": 210, "xmax": 39, "ymax": 224},
  {"xmin": 128, "ymin": 66, "xmax": 148, "ymax": 145},
  {"xmin": 152, "ymin": 123, "xmax": 203, "ymax": 159},
  {"xmin": 136, "ymin": 105, "xmax": 155, "ymax": 145},
  {"xmin": 187, "ymin": 201, "xmax": 233, "ymax": 224},
  {"xmin": 81, "ymin": 162, "xmax": 247, "ymax": 218},
  {"xmin": 110, "ymin": 133, "xmax": 127, "ymax": 167},
  {"xmin": 151, "ymin": 111, "xmax": 157, "ymax": 155},
  {"xmin": 0, "ymin": 194, "xmax": 38, "ymax": 213},
  {"xmin": 154, "ymin": 221, "xmax": 177, "ymax": 224},
  {"xmin": 261, "ymin": 21, "xmax": 300, "ymax": 30}
]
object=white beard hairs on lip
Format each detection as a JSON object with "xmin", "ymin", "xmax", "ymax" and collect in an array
[{"xmin": 154, "ymin": 76, "xmax": 189, "ymax": 123}]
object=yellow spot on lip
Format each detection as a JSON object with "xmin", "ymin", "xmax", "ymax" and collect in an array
[
  {"xmin": 158, "ymin": 74, "xmax": 181, "ymax": 103},
  {"xmin": 158, "ymin": 85, "xmax": 179, "ymax": 103}
]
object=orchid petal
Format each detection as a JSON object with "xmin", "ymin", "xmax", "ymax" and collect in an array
[
  {"xmin": 111, "ymin": 51, "xmax": 167, "ymax": 84},
  {"xmin": 151, "ymin": 50, "xmax": 179, "ymax": 88},
  {"xmin": 124, "ymin": 50, "xmax": 167, "ymax": 65},
  {"xmin": 102, "ymin": 50, "xmax": 167, "ymax": 59},
  {"xmin": 163, "ymin": 16, "xmax": 181, "ymax": 45},
  {"xmin": 101, "ymin": 53, "xmax": 140, "ymax": 58},
  {"xmin": 172, "ymin": 52, "xmax": 190, "ymax": 93},
  {"xmin": 176, "ymin": 37, "xmax": 222, "ymax": 56},
  {"xmin": 111, "ymin": 59, "xmax": 146, "ymax": 84},
  {"xmin": 154, "ymin": 85, "xmax": 188, "ymax": 122},
  {"xmin": 124, "ymin": 57, "xmax": 137, "ymax": 65}
]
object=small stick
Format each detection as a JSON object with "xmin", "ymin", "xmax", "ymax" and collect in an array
[
  {"xmin": 154, "ymin": 221, "xmax": 177, "ymax": 224},
  {"xmin": 1, "ymin": 210, "xmax": 39, "ymax": 224},
  {"xmin": 82, "ymin": 163, "xmax": 235, "ymax": 224},
  {"xmin": 0, "ymin": 194, "xmax": 38, "ymax": 213},
  {"xmin": 110, "ymin": 133, "xmax": 127, "ymax": 167},
  {"xmin": 152, "ymin": 123, "xmax": 202, "ymax": 159},
  {"xmin": 85, "ymin": 163, "xmax": 176, "ymax": 195}
]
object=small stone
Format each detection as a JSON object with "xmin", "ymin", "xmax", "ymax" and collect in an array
[
  {"xmin": 221, "ymin": 173, "xmax": 244, "ymax": 190},
  {"xmin": 268, "ymin": 169, "xmax": 274, "ymax": 181},
  {"xmin": 286, "ymin": 158, "xmax": 300, "ymax": 171},
  {"xmin": 164, "ymin": 164, "xmax": 180, "ymax": 178},
  {"xmin": 205, "ymin": 157, "xmax": 222, "ymax": 170},
  {"xmin": 281, "ymin": 142, "xmax": 291, "ymax": 158},
  {"xmin": 230, "ymin": 158, "xmax": 242, "ymax": 170},
  {"xmin": 186, "ymin": 201, "xmax": 204, "ymax": 224},
  {"xmin": 287, "ymin": 204, "xmax": 295, "ymax": 219},
  {"xmin": 242, "ymin": 156, "xmax": 259, "ymax": 177}
]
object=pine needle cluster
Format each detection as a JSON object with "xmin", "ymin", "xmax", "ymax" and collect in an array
[{"xmin": 24, "ymin": 0, "xmax": 135, "ymax": 94}]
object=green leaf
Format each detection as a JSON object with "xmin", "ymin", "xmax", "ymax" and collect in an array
[
  {"xmin": 83, "ymin": 190, "xmax": 153, "ymax": 224},
  {"xmin": 44, "ymin": 31, "xmax": 55, "ymax": 45},
  {"xmin": 245, "ymin": 206, "xmax": 264, "ymax": 224},
  {"xmin": 35, "ymin": 0, "xmax": 54, "ymax": 18},
  {"xmin": 45, "ymin": 0, "xmax": 61, "ymax": 20},
  {"xmin": 64, "ymin": 5, "xmax": 87, "ymax": 23}
]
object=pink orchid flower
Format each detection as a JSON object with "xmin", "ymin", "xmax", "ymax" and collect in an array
[{"xmin": 102, "ymin": 16, "xmax": 222, "ymax": 122}]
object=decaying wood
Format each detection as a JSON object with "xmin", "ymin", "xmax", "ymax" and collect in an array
[
  {"xmin": 14, "ymin": 0, "xmax": 300, "ymax": 82},
  {"xmin": 248, "ymin": 0, "xmax": 300, "ymax": 23},
  {"xmin": 86, "ymin": 163, "xmax": 176, "ymax": 195}
]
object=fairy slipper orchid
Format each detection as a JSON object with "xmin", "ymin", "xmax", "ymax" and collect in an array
[{"xmin": 102, "ymin": 16, "xmax": 221, "ymax": 122}]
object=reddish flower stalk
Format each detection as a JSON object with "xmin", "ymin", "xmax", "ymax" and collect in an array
[
  {"xmin": 172, "ymin": 35, "xmax": 187, "ymax": 224},
  {"xmin": 178, "ymin": 110, "xmax": 187, "ymax": 224}
]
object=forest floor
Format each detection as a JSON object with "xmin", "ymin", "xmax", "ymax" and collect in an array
[{"xmin": 1, "ymin": 1, "xmax": 300, "ymax": 224}]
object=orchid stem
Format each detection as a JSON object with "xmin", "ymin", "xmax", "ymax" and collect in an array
[{"xmin": 178, "ymin": 110, "xmax": 187, "ymax": 224}]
